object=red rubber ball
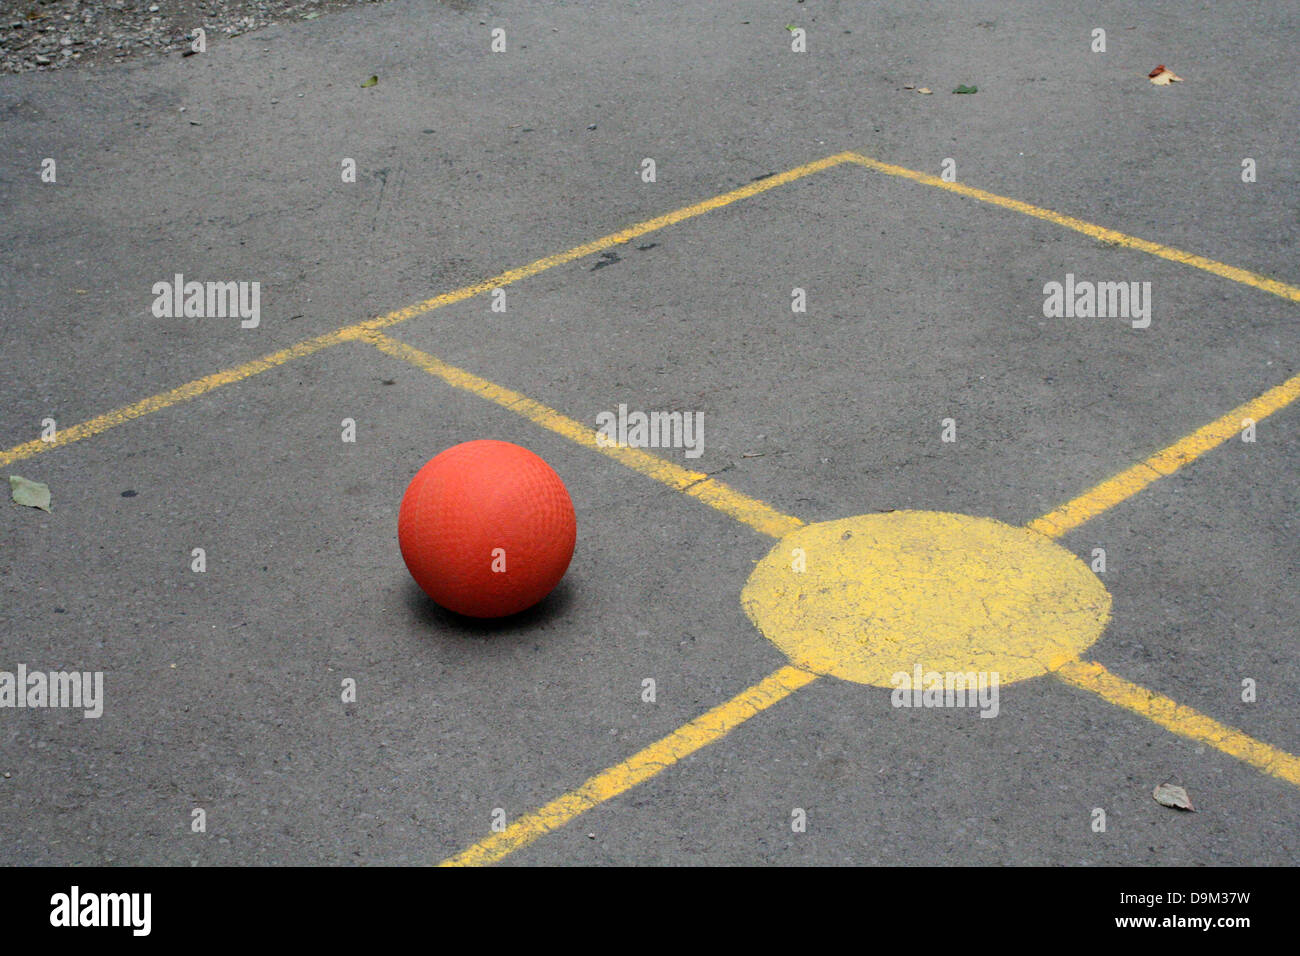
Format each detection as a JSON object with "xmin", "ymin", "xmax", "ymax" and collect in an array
[{"xmin": 398, "ymin": 440, "xmax": 576, "ymax": 618}]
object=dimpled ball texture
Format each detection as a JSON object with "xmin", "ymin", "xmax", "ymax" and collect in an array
[{"xmin": 399, "ymin": 440, "xmax": 577, "ymax": 618}]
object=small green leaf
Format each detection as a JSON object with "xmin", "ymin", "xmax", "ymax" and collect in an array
[
  {"xmin": 785, "ymin": 24, "xmax": 797, "ymax": 32},
  {"xmin": 9, "ymin": 475, "xmax": 51, "ymax": 512},
  {"xmin": 952, "ymin": 84, "xmax": 978, "ymax": 94},
  {"xmin": 361, "ymin": 75, "xmax": 378, "ymax": 88}
]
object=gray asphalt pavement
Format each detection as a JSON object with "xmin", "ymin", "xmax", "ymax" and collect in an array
[{"xmin": 1, "ymin": 0, "xmax": 1297, "ymax": 865}]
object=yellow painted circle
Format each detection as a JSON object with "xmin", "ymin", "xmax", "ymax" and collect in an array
[{"xmin": 742, "ymin": 511, "xmax": 1111, "ymax": 687}]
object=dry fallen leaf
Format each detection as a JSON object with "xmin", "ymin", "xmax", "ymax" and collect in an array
[
  {"xmin": 917, "ymin": 87, "xmax": 932, "ymax": 95},
  {"xmin": 1148, "ymin": 65, "xmax": 1183, "ymax": 85},
  {"xmin": 1153, "ymin": 782, "xmax": 1195, "ymax": 811},
  {"xmin": 9, "ymin": 475, "xmax": 51, "ymax": 512}
]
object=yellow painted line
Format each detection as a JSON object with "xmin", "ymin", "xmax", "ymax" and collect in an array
[
  {"xmin": 1028, "ymin": 370, "xmax": 1300, "ymax": 538},
  {"xmin": 2, "ymin": 152, "xmax": 854, "ymax": 469},
  {"xmin": 845, "ymin": 152, "xmax": 1300, "ymax": 303},
  {"xmin": 440, "ymin": 663, "xmax": 818, "ymax": 866},
  {"xmin": 0, "ymin": 327, "xmax": 364, "ymax": 469},
  {"xmin": 363, "ymin": 331, "xmax": 805, "ymax": 540},
  {"xmin": 1056, "ymin": 660, "xmax": 1300, "ymax": 788},
  {"xmin": 359, "ymin": 152, "xmax": 857, "ymax": 333}
]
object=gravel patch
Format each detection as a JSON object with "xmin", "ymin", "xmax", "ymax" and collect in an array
[{"xmin": 0, "ymin": 0, "xmax": 390, "ymax": 74}]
